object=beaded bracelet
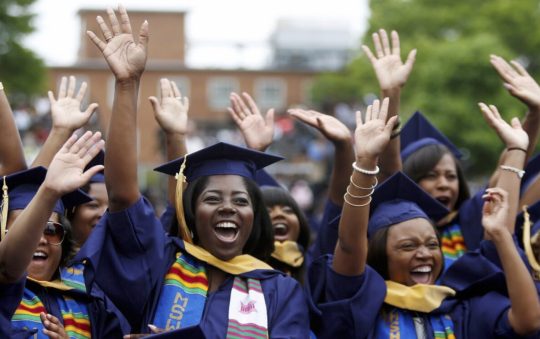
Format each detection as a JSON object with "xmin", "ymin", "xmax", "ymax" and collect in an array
[
  {"xmin": 343, "ymin": 193, "xmax": 372, "ymax": 207},
  {"xmin": 346, "ymin": 185, "xmax": 374, "ymax": 199},
  {"xmin": 349, "ymin": 175, "xmax": 378, "ymax": 190},
  {"xmin": 352, "ymin": 162, "xmax": 380, "ymax": 175}
]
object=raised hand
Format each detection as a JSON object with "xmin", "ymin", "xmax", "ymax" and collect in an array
[
  {"xmin": 40, "ymin": 312, "xmax": 69, "ymax": 339},
  {"xmin": 288, "ymin": 108, "xmax": 351, "ymax": 146},
  {"xmin": 227, "ymin": 92, "xmax": 274, "ymax": 151},
  {"xmin": 150, "ymin": 78, "xmax": 189, "ymax": 135},
  {"xmin": 490, "ymin": 55, "xmax": 540, "ymax": 109},
  {"xmin": 478, "ymin": 102, "xmax": 529, "ymax": 150},
  {"xmin": 86, "ymin": 5, "xmax": 148, "ymax": 81},
  {"xmin": 43, "ymin": 131, "xmax": 105, "ymax": 197},
  {"xmin": 354, "ymin": 98, "xmax": 397, "ymax": 159},
  {"xmin": 48, "ymin": 76, "xmax": 98, "ymax": 132},
  {"xmin": 482, "ymin": 188, "xmax": 510, "ymax": 241},
  {"xmin": 362, "ymin": 29, "xmax": 417, "ymax": 91}
]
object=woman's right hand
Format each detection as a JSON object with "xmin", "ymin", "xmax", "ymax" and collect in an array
[
  {"xmin": 149, "ymin": 78, "xmax": 189, "ymax": 136},
  {"xmin": 354, "ymin": 98, "xmax": 396, "ymax": 159},
  {"xmin": 478, "ymin": 102, "xmax": 529, "ymax": 150},
  {"xmin": 40, "ymin": 313, "xmax": 68, "ymax": 339}
]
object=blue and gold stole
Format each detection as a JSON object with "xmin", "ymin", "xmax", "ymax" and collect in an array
[
  {"xmin": 60, "ymin": 262, "xmax": 87, "ymax": 292},
  {"xmin": 11, "ymin": 279, "xmax": 91, "ymax": 338},
  {"xmin": 373, "ymin": 281, "xmax": 456, "ymax": 339}
]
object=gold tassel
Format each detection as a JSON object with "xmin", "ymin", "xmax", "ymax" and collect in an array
[
  {"xmin": 522, "ymin": 205, "xmax": 540, "ymax": 280},
  {"xmin": 175, "ymin": 155, "xmax": 193, "ymax": 243},
  {"xmin": 1, "ymin": 176, "xmax": 8, "ymax": 241}
]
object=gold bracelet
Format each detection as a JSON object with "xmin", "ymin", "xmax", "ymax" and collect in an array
[
  {"xmin": 346, "ymin": 185, "xmax": 374, "ymax": 199},
  {"xmin": 350, "ymin": 175, "xmax": 378, "ymax": 190},
  {"xmin": 343, "ymin": 193, "xmax": 372, "ymax": 207}
]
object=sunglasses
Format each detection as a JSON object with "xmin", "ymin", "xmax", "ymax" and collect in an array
[{"xmin": 43, "ymin": 221, "xmax": 65, "ymax": 245}]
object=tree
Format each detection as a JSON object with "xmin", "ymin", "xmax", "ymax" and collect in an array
[
  {"xmin": 0, "ymin": 0, "xmax": 46, "ymax": 101},
  {"xmin": 312, "ymin": 0, "xmax": 540, "ymax": 176}
]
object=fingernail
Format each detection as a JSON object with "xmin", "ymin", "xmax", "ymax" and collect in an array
[{"xmin": 148, "ymin": 324, "xmax": 158, "ymax": 331}]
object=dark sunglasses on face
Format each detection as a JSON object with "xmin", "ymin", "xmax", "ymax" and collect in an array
[
  {"xmin": 3, "ymin": 221, "xmax": 65, "ymax": 245},
  {"xmin": 43, "ymin": 221, "xmax": 65, "ymax": 245}
]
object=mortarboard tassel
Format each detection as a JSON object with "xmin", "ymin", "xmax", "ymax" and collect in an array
[
  {"xmin": 175, "ymin": 154, "xmax": 193, "ymax": 243},
  {"xmin": 522, "ymin": 205, "xmax": 540, "ymax": 280},
  {"xmin": 1, "ymin": 176, "xmax": 8, "ymax": 241}
]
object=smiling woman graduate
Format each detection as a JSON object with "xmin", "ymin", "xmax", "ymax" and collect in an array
[
  {"xmin": 306, "ymin": 99, "xmax": 540, "ymax": 338},
  {"xmin": 78, "ymin": 143, "xmax": 310, "ymax": 338},
  {"xmin": 0, "ymin": 132, "xmax": 124, "ymax": 338}
]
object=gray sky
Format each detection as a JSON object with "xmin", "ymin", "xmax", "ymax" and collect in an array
[{"xmin": 23, "ymin": 0, "xmax": 369, "ymax": 68}]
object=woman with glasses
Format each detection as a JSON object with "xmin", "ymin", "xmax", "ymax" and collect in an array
[{"xmin": 0, "ymin": 131, "xmax": 124, "ymax": 338}]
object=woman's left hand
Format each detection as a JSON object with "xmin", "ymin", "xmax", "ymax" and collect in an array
[
  {"xmin": 478, "ymin": 102, "xmax": 529, "ymax": 150},
  {"xmin": 354, "ymin": 97, "xmax": 396, "ymax": 159},
  {"xmin": 40, "ymin": 313, "xmax": 69, "ymax": 339}
]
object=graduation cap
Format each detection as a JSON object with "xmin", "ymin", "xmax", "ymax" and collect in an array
[
  {"xmin": 400, "ymin": 111, "xmax": 462, "ymax": 162},
  {"xmin": 1, "ymin": 166, "xmax": 93, "ymax": 241},
  {"xmin": 368, "ymin": 172, "xmax": 449, "ymax": 237},
  {"xmin": 85, "ymin": 149, "xmax": 105, "ymax": 184},
  {"xmin": 154, "ymin": 142, "xmax": 283, "ymax": 242},
  {"xmin": 255, "ymin": 169, "xmax": 281, "ymax": 188}
]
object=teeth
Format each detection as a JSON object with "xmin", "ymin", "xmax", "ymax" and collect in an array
[
  {"xmin": 274, "ymin": 223, "xmax": 287, "ymax": 231},
  {"xmin": 215, "ymin": 222, "xmax": 237, "ymax": 229},
  {"xmin": 412, "ymin": 266, "xmax": 431, "ymax": 273},
  {"xmin": 33, "ymin": 252, "xmax": 47, "ymax": 258}
]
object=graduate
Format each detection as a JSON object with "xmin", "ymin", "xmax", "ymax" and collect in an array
[
  {"xmin": 0, "ymin": 81, "xmax": 27, "ymax": 176},
  {"xmin": 75, "ymin": 6, "xmax": 309, "ymax": 337},
  {"xmin": 399, "ymin": 107, "xmax": 529, "ymax": 268},
  {"xmin": 0, "ymin": 131, "xmax": 124, "ymax": 338},
  {"xmin": 307, "ymin": 98, "xmax": 540, "ymax": 338}
]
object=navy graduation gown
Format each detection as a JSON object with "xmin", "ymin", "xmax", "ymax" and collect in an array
[{"xmin": 77, "ymin": 196, "xmax": 310, "ymax": 338}]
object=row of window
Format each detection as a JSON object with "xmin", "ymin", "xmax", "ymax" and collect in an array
[{"xmin": 59, "ymin": 76, "xmax": 307, "ymax": 111}]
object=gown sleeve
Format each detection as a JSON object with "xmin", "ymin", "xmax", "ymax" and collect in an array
[
  {"xmin": 76, "ymin": 196, "xmax": 169, "ymax": 328},
  {"xmin": 305, "ymin": 254, "xmax": 386, "ymax": 339}
]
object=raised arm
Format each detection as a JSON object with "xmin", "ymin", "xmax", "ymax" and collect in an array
[
  {"xmin": 362, "ymin": 29, "xmax": 416, "ymax": 180},
  {"xmin": 86, "ymin": 5, "xmax": 148, "ymax": 211},
  {"xmin": 32, "ymin": 75, "xmax": 98, "ymax": 168},
  {"xmin": 479, "ymin": 103, "xmax": 528, "ymax": 234},
  {"xmin": 0, "ymin": 82, "xmax": 26, "ymax": 175},
  {"xmin": 288, "ymin": 108, "xmax": 353, "ymax": 205},
  {"xmin": 481, "ymin": 188, "xmax": 540, "ymax": 335},
  {"xmin": 0, "ymin": 131, "xmax": 104, "ymax": 284},
  {"xmin": 333, "ymin": 98, "xmax": 396, "ymax": 276},
  {"xmin": 150, "ymin": 78, "xmax": 189, "ymax": 204},
  {"xmin": 227, "ymin": 92, "xmax": 274, "ymax": 152},
  {"xmin": 490, "ymin": 55, "xmax": 540, "ymax": 160}
]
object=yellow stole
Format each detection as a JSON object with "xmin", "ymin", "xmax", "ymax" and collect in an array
[
  {"xmin": 384, "ymin": 281, "xmax": 456, "ymax": 313},
  {"xmin": 271, "ymin": 240, "xmax": 304, "ymax": 268}
]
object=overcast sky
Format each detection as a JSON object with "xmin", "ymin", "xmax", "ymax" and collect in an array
[{"xmin": 23, "ymin": 0, "xmax": 369, "ymax": 68}]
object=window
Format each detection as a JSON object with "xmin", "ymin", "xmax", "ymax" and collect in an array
[
  {"xmin": 207, "ymin": 77, "xmax": 239, "ymax": 110},
  {"xmin": 254, "ymin": 78, "xmax": 287, "ymax": 110}
]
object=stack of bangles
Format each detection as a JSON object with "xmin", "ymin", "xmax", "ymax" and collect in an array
[{"xmin": 343, "ymin": 162, "xmax": 379, "ymax": 207}]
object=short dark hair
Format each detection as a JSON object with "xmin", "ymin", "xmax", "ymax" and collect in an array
[
  {"xmin": 367, "ymin": 221, "xmax": 444, "ymax": 280},
  {"xmin": 403, "ymin": 144, "xmax": 470, "ymax": 209},
  {"xmin": 182, "ymin": 176, "xmax": 274, "ymax": 261},
  {"xmin": 260, "ymin": 186, "xmax": 311, "ymax": 250},
  {"xmin": 59, "ymin": 214, "xmax": 76, "ymax": 267}
]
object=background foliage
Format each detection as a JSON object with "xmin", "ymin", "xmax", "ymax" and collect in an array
[
  {"xmin": 312, "ymin": 0, "xmax": 540, "ymax": 177},
  {"xmin": 0, "ymin": 0, "xmax": 46, "ymax": 103}
]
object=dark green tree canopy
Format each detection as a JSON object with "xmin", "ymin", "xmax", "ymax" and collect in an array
[
  {"xmin": 312, "ymin": 0, "xmax": 540, "ymax": 176},
  {"xmin": 0, "ymin": 0, "xmax": 46, "ymax": 101}
]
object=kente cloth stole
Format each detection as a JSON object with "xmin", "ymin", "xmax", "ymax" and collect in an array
[
  {"xmin": 60, "ymin": 263, "xmax": 87, "ymax": 292},
  {"xmin": 153, "ymin": 252, "xmax": 209, "ymax": 330},
  {"xmin": 440, "ymin": 223, "xmax": 466, "ymax": 262},
  {"xmin": 12, "ymin": 286, "xmax": 91, "ymax": 338},
  {"xmin": 375, "ymin": 307, "xmax": 455, "ymax": 339},
  {"xmin": 271, "ymin": 240, "xmax": 304, "ymax": 268}
]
